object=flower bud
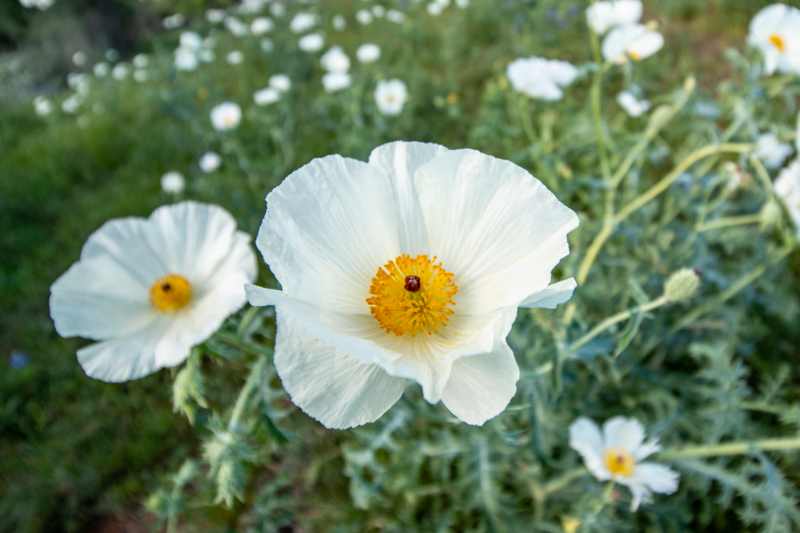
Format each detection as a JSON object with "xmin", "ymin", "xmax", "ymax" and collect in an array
[
  {"xmin": 759, "ymin": 200, "xmax": 783, "ymax": 230},
  {"xmin": 664, "ymin": 268, "xmax": 701, "ymax": 302}
]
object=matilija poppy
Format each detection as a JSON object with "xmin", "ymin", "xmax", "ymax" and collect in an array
[{"xmin": 246, "ymin": 142, "xmax": 579, "ymax": 428}]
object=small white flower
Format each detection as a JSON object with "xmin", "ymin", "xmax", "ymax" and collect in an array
[
  {"xmin": 386, "ymin": 9, "xmax": 406, "ymax": 23},
  {"xmin": 93, "ymin": 62, "xmax": 109, "ymax": 78},
  {"xmin": 372, "ymin": 5, "xmax": 385, "ymax": 17},
  {"xmin": 428, "ymin": 0, "xmax": 449, "ymax": 16},
  {"xmin": 602, "ymin": 24, "xmax": 664, "ymax": 64},
  {"xmin": 133, "ymin": 54, "xmax": 149, "ymax": 68},
  {"xmin": 374, "ymin": 79, "xmax": 408, "ymax": 115},
  {"xmin": 321, "ymin": 46, "xmax": 350, "ymax": 73},
  {"xmin": 270, "ymin": 3, "xmax": 286, "ymax": 17},
  {"xmin": 506, "ymin": 57, "xmax": 578, "ymax": 101},
  {"xmin": 322, "ymin": 72, "xmax": 352, "ymax": 92},
  {"xmin": 72, "ymin": 51, "xmax": 87, "ymax": 67},
  {"xmin": 254, "ymin": 86, "xmax": 280, "ymax": 105},
  {"xmin": 34, "ymin": 96, "xmax": 52, "ymax": 116},
  {"xmin": 210, "ymin": 102, "xmax": 242, "ymax": 131},
  {"xmin": 357, "ymin": 43, "xmax": 381, "ymax": 63},
  {"xmin": 199, "ymin": 152, "xmax": 222, "ymax": 173},
  {"xmin": 455, "ymin": 0, "xmax": 470, "ymax": 7},
  {"xmin": 251, "ymin": 17, "xmax": 273, "ymax": 35},
  {"xmin": 180, "ymin": 31, "xmax": 203, "ymax": 51},
  {"xmin": 246, "ymin": 141, "xmax": 578, "ymax": 428},
  {"xmin": 50, "ymin": 202, "xmax": 257, "ymax": 382},
  {"xmin": 62, "ymin": 94, "xmax": 82, "ymax": 114},
  {"xmin": 225, "ymin": 16, "xmax": 248, "ymax": 36},
  {"xmin": 67, "ymin": 73, "xmax": 89, "ymax": 94},
  {"xmin": 617, "ymin": 90, "xmax": 650, "ymax": 117},
  {"xmin": 161, "ymin": 171, "xmax": 186, "ymax": 194},
  {"xmin": 226, "ymin": 50, "xmax": 244, "ymax": 65},
  {"xmin": 269, "ymin": 74, "xmax": 291, "ymax": 92},
  {"xmin": 333, "ymin": 14, "xmax": 347, "ymax": 30},
  {"xmin": 134, "ymin": 70, "xmax": 148, "ymax": 83},
  {"xmin": 586, "ymin": 0, "xmax": 642, "ymax": 34},
  {"xmin": 569, "ymin": 417, "xmax": 680, "ymax": 511},
  {"xmin": 112, "ymin": 64, "xmax": 128, "ymax": 80},
  {"xmin": 299, "ymin": 33, "xmax": 324, "ymax": 52},
  {"xmin": 290, "ymin": 12, "xmax": 317, "ymax": 33},
  {"xmin": 206, "ymin": 9, "xmax": 225, "ymax": 23},
  {"xmin": 756, "ymin": 133, "xmax": 793, "ymax": 169},
  {"xmin": 163, "ymin": 13, "xmax": 185, "ymax": 29},
  {"xmin": 20, "ymin": 0, "xmax": 54, "ymax": 10},
  {"xmin": 175, "ymin": 47, "xmax": 198, "ymax": 71},
  {"xmin": 775, "ymin": 158, "xmax": 800, "ymax": 234},
  {"xmin": 748, "ymin": 3, "xmax": 800, "ymax": 76},
  {"xmin": 356, "ymin": 9, "xmax": 373, "ymax": 25}
]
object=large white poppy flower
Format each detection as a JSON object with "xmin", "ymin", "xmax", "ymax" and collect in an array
[
  {"xmin": 586, "ymin": 0, "xmax": 642, "ymax": 34},
  {"xmin": 569, "ymin": 417, "xmax": 679, "ymax": 511},
  {"xmin": 506, "ymin": 57, "xmax": 578, "ymax": 101},
  {"xmin": 602, "ymin": 24, "xmax": 664, "ymax": 64},
  {"xmin": 50, "ymin": 202, "xmax": 257, "ymax": 382},
  {"xmin": 748, "ymin": 3, "xmax": 800, "ymax": 76},
  {"xmin": 246, "ymin": 142, "xmax": 579, "ymax": 429}
]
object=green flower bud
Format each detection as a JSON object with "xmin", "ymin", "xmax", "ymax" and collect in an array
[{"xmin": 664, "ymin": 268, "xmax": 701, "ymax": 302}]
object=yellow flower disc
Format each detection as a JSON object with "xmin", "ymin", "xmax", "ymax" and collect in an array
[
  {"xmin": 603, "ymin": 448, "xmax": 636, "ymax": 477},
  {"xmin": 367, "ymin": 254, "xmax": 458, "ymax": 336},
  {"xmin": 150, "ymin": 274, "xmax": 193, "ymax": 313},
  {"xmin": 769, "ymin": 33, "xmax": 786, "ymax": 53}
]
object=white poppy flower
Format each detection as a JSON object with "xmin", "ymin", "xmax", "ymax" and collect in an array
[
  {"xmin": 372, "ymin": 5, "xmax": 386, "ymax": 17},
  {"xmin": 602, "ymin": 24, "xmax": 663, "ymax": 64},
  {"xmin": 357, "ymin": 43, "xmax": 381, "ymax": 63},
  {"xmin": 73, "ymin": 51, "xmax": 87, "ymax": 67},
  {"xmin": 321, "ymin": 46, "xmax": 350, "ymax": 74},
  {"xmin": 163, "ymin": 13, "xmax": 185, "ymax": 29},
  {"xmin": 206, "ymin": 9, "xmax": 225, "ymax": 23},
  {"xmin": 268, "ymin": 74, "xmax": 291, "ymax": 93},
  {"xmin": 20, "ymin": 0, "xmax": 54, "ymax": 10},
  {"xmin": 199, "ymin": 152, "xmax": 221, "ymax": 173},
  {"xmin": 270, "ymin": 3, "xmax": 285, "ymax": 17},
  {"xmin": 246, "ymin": 141, "xmax": 579, "ymax": 429},
  {"xmin": 775, "ymin": 158, "xmax": 800, "ymax": 234},
  {"xmin": 616, "ymin": 90, "xmax": 650, "ymax": 117},
  {"xmin": 175, "ymin": 47, "xmax": 198, "ymax": 71},
  {"xmin": 50, "ymin": 202, "xmax": 257, "ymax": 382},
  {"xmin": 506, "ymin": 57, "xmax": 578, "ymax": 101},
  {"xmin": 133, "ymin": 54, "xmax": 149, "ymax": 68},
  {"xmin": 299, "ymin": 33, "xmax": 324, "ymax": 52},
  {"xmin": 180, "ymin": 31, "xmax": 203, "ymax": 51},
  {"xmin": 333, "ymin": 15, "xmax": 346, "ymax": 30},
  {"xmin": 62, "ymin": 94, "xmax": 82, "ymax": 114},
  {"xmin": 586, "ymin": 0, "xmax": 642, "ymax": 34},
  {"xmin": 386, "ymin": 10, "xmax": 406, "ymax": 23},
  {"xmin": 569, "ymin": 417, "xmax": 679, "ymax": 511},
  {"xmin": 226, "ymin": 50, "xmax": 244, "ymax": 65},
  {"xmin": 290, "ymin": 12, "xmax": 317, "ymax": 33},
  {"xmin": 374, "ymin": 79, "xmax": 408, "ymax": 115},
  {"xmin": 254, "ymin": 87, "xmax": 280, "ymax": 106},
  {"xmin": 225, "ymin": 16, "xmax": 248, "ymax": 36},
  {"xmin": 210, "ymin": 102, "xmax": 242, "ymax": 131},
  {"xmin": 94, "ymin": 62, "xmax": 109, "ymax": 78},
  {"xmin": 112, "ymin": 64, "xmax": 128, "ymax": 80},
  {"xmin": 322, "ymin": 72, "xmax": 351, "ymax": 92},
  {"xmin": 251, "ymin": 17, "xmax": 273, "ymax": 35},
  {"xmin": 161, "ymin": 171, "xmax": 185, "ymax": 194},
  {"xmin": 34, "ymin": 96, "xmax": 52, "ymax": 116},
  {"xmin": 356, "ymin": 9, "xmax": 373, "ymax": 25},
  {"xmin": 748, "ymin": 3, "xmax": 800, "ymax": 76},
  {"xmin": 755, "ymin": 133, "xmax": 792, "ymax": 169}
]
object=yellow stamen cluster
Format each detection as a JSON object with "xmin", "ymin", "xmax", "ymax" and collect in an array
[
  {"xmin": 367, "ymin": 254, "xmax": 458, "ymax": 336},
  {"xmin": 627, "ymin": 50, "xmax": 642, "ymax": 61},
  {"xmin": 150, "ymin": 274, "xmax": 193, "ymax": 313},
  {"xmin": 603, "ymin": 448, "xmax": 635, "ymax": 477},
  {"xmin": 769, "ymin": 33, "xmax": 786, "ymax": 53}
]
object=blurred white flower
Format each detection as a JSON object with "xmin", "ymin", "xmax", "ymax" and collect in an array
[
  {"xmin": 428, "ymin": 0, "xmax": 450, "ymax": 16},
  {"xmin": 602, "ymin": 24, "xmax": 664, "ymax": 64},
  {"xmin": 225, "ymin": 16, "xmax": 248, "ymax": 36},
  {"xmin": 72, "ymin": 51, "xmax": 87, "ymax": 67},
  {"xmin": 134, "ymin": 70, "xmax": 148, "ymax": 83},
  {"xmin": 356, "ymin": 9, "xmax": 373, "ymax": 25},
  {"xmin": 161, "ymin": 171, "xmax": 186, "ymax": 194},
  {"xmin": 270, "ymin": 3, "xmax": 286, "ymax": 17},
  {"xmin": 251, "ymin": 17, "xmax": 273, "ymax": 35},
  {"xmin": 180, "ymin": 31, "xmax": 203, "ymax": 51},
  {"xmin": 756, "ymin": 133, "xmax": 792, "ymax": 169},
  {"xmin": 112, "ymin": 64, "xmax": 129, "ymax": 80},
  {"xmin": 254, "ymin": 87, "xmax": 280, "ymax": 105},
  {"xmin": 133, "ymin": 54, "xmax": 149, "ymax": 68},
  {"xmin": 748, "ymin": 3, "xmax": 800, "ymax": 76},
  {"xmin": 570, "ymin": 417, "xmax": 679, "ymax": 511},
  {"xmin": 50, "ymin": 202, "xmax": 256, "ymax": 382},
  {"xmin": 617, "ymin": 90, "xmax": 650, "ymax": 117},
  {"xmin": 586, "ymin": 0, "xmax": 642, "ymax": 34},
  {"xmin": 62, "ymin": 94, "xmax": 82, "ymax": 114},
  {"xmin": 333, "ymin": 14, "xmax": 346, "ymax": 30},
  {"xmin": 20, "ymin": 0, "xmax": 54, "ymax": 10},
  {"xmin": 199, "ymin": 152, "xmax": 222, "ymax": 173},
  {"xmin": 210, "ymin": 102, "xmax": 242, "ymax": 131},
  {"xmin": 322, "ymin": 72, "xmax": 352, "ymax": 92},
  {"xmin": 455, "ymin": 0, "xmax": 470, "ymax": 7},
  {"xmin": 206, "ymin": 9, "xmax": 225, "ymax": 23},
  {"xmin": 260, "ymin": 38, "xmax": 274, "ymax": 52},
  {"xmin": 506, "ymin": 57, "xmax": 578, "ymax": 101},
  {"xmin": 321, "ymin": 46, "xmax": 350, "ymax": 73},
  {"xmin": 246, "ymin": 141, "xmax": 578, "ymax": 428},
  {"xmin": 357, "ymin": 43, "xmax": 381, "ymax": 63},
  {"xmin": 226, "ymin": 50, "xmax": 244, "ymax": 65},
  {"xmin": 175, "ymin": 47, "xmax": 198, "ymax": 71},
  {"xmin": 67, "ymin": 73, "xmax": 89, "ymax": 94},
  {"xmin": 163, "ymin": 13, "xmax": 185, "ymax": 29},
  {"xmin": 93, "ymin": 62, "xmax": 109, "ymax": 78},
  {"xmin": 299, "ymin": 33, "xmax": 325, "ymax": 52},
  {"xmin": 775, "ymin": 158, "xmax": 800, "ymax": 234},
  {"xmin": 290, "ymin": 12, "xmax": 317, "ymax": 33},
  {"xmin": 239, "ymin": 0, "xmax": 266, "ymax": 14},
  {"xmin": 34, "ymin": 96, "xmax": 52, "ymax": 116},
  {"xmin": 372, "ymin": 5, "xmax": 386, "ymax": 18},
  {"xmin": 386, "ymin": 9, "xmax": 406, "ymax": 23},
  {"xmin": 374, "ymin": 79, "xmax": 408, "ymax": 115},
  {"xmin": 269, "ymin": 74, "xmax": 291, "ymax": 92}
]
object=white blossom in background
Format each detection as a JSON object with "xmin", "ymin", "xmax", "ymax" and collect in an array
[
  {"xmin": 357, "ymin": 43, "xmax": 381, "ymax": 63},
  {"xmin": 246, "ymin": 141, "xmax": 578, "ymax": 428},
  {"xmin": 299, "ymin": 33, "xmax": 324, "ymax": 52},
  {"xmin": 455, "ymin": 0, "xmax": 470, "ymax": 7},
  {"xmin": 570, "ymin": 417, "xmax": 680, "ymax": 511},
  {"xmin": 333, "ymin": 15, "xmax": 346, "ymax": 30},
  {"xmin": 226, "ymin": 50, "xmax": 244, "ymax": 65},
  {"xmin": 180, "ymin": 31, "xmax": 203, "ymax": 51},
  {"xmin": 134, "ymin": 70, "xmax": 148, "ymax": 83},
  {"xmin": 270, "ymin": 3, "xmax": 286, "ymax": 17},
  {"xmin": 775, "ymin": 158, "xmax": 800, "ymax": 234},
  {"xmin": 428, "ymin": 0, "xmax": 450, "ymax": 16},
  {"xmin": 225, "ymin": 16, "xmax": 248, "ymax": 36},
  {"xmin": 269, "ymin": 74, "xmax": 291, "ymax": 92},
  {"xmin": 356, "ymin": 9, "xmax": 373, "ymax": 25},
  {"xmin": 386, "ymin": 10, "xmax": 406, "ymax": 23},
  {"xmin": 161, "ymin": 171, "xmax": 186, "ymax": 194},
  {"xmin": 254, "ymin": 87, "xmax": 280, "ymax": 106},
  {"xmin": 206, "ymin": 9, "xmax": 225, "ymax": 23},
  {"xmin": 586, "ymin": 0, "xmax": 642, "ymax": 34},
  {"xmin": 62, "ymin": 94, "xmax": 82, "ymax": 114},
  {"xmin": 251, "ymin": 17, "xmax": 273, "ymax": 35},
  {"xmin": 602, "ymin": 24, "xmax": 664, "ymax": 64},
  {"xmin": 50, "ymin": 202, "xmax": 256, "ymax": 382},
  {"xmin": 321, "ymin": 46, "xmax": 350, "ymax": 74},
  {"xmin": 239, "ymin": 0, "xmax": 266, "ymax": 15},
  {"xmin": 617, "ymin": 90, "xmax": 650, "ymax": 117},
  {"xmin": 67, "ymin": 73, "xmax": 89, "ymax": 94},
  {"xmin": 163, "ymin": 13, "xmax": 185, "ymax": 29},
  {"xmin": 175, "ymin": 47, "xmax": 198, "ymax": 71},
  {"xmin": 748, "ymin": 3, "xmax": 800, "ymax": 76},
  {"xmin": 210, "ymin": 102, "xmax": 242, "ymax": 131},
  {"xmin": 290, "ymin": 12, "xmax": 317, "ymax": 33},
  {"xmin": 372, "ymin": 5, "xmax": 386, "ymax": 18},
  {"xmin": 20, "ymin": 0, "xmax": 55, "ymax": 10},
  {"xmin": 199, "ymin": 152, "xmax": 222, "ymax": 173},
  {"xmin": 322, "ymin": 72, "xmax": 352, "ymax": 92},
  {"xmin": 72, "ymin": 51, "xmax": 87, "ymax": 67},
  {"xmin": 755, "ymin": 133, "xmax": 793, "ymax": 169},
  {"xmin": 506, "ymin": 57, "xmax": 578, "ymax": 101},
  {"xmin": 34, "ymin": 96, "xmax": 52, "ymax": 116},
  {"xmin": 133, "ymin": 54, "xmax": 149, "ymax": 68},
  {"xmin": 374, "ymin": 79, "xmax": 408, "ymax": 116},
  {"xmin": 93, "ymin": 63, "xmax": 109, "ymax": 78},
  {"xmin": 112, "ymin": 64, "xmax": 128, "ymax": 80}
]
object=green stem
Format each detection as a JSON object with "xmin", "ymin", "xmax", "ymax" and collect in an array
[
  {"xmin": 228, "ymin": 357, "xmax": 265, "ymax": 432},
  {"xmin": 660, "ymin": 436, "xmax": 800, "ymax": 459},
  {"xmin": 569, "ymin": 295, "xmax": 669, "ymax": 351},
  {"xmin": 696, "ymin": 213, "xmax": 762, "ymax": 232}
]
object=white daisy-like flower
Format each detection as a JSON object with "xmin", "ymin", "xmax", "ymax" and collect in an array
[
  {"xmin": 226, "ymin": 50, "xmax": 244, "ymax": 65},
  {"xmin": 34, "ymin": 96, "xmax": 52, "ymax": 116},
  {"xmin": 72, "ymin": 51, "xmax": 87, "ymax": 67},
  {"xmin": 251, "ymin": 17, "xmax": 273, "ymax": 35},
  {"xmin": 269, "ymin": 74, "xmax": 291, "ymax": 92},
  {"xmin": 755, "ymin": 133, "xmax": 792, "ymax": 169},
  {"xmin": 372, "ymin": 5, "xmax": 386, "ymax": 17},
  {"xmin": 112, "ymin": 64, "xmax": 128, "ymax": 80},
  {"xmin": 321, "ymin": 46, "xmax": 350, "ymax": 74},
  {"xmin": 602, "ymin": 24, "xmax": 664, "ymax": 64},
  {"xmin": 506, "ymin": 57, "xmax": 578, "ymax": 101},
  {"xmin": 586, "ymin": 0, "xmax": 642, "ymax": 34},
  {"xmin": 245, "ymin": 141, "xmax": 579, "ymax": 429},
  {"xmin": 161, "ymin": 171, "xmax": 185, "ymax": 194},
  {"xmin": 210, "ymin": 102, "xmax": 242, "ymax": 131},
  {"xmin": 748, "ymin": 3, "xmax": 800, "ymax": 76},
  {"xmin": 133, "ymin": 54, "xmax": 149, "ymax": 68},
  {"xmin": 225, "ymin": 16, "xmax": 248, "ymax": 36},
  {"xmin": 254, "ymin": 87, "xmax": 280, "ymax": 106},
  {"xmin": 775, "ymin": 158, "xmax": 800, "ymax": 234},
  {"xmin": 357, "ymin": 43, "xmax": 381, "ymax": 63},
  {"xmin": 569, "ymin": 417, "xmax": 680, "ymax": 511},
  {"xmin": 617, "ymin": 90, "xmax": 650, "ymax": 117},
  {"xmin": 374, "ymin": 79, "xmax": 408, "ymax": 116},
  {"xmin": 199, "ymin": 152, "xmax": 221, "ymax": 173},
  {"xmin": 180, "ymin": 31, "xmax": 203, "ymax": 51},
  {"xmin": 94, "ymin": 62, "xmax": 109, "ymax": 78},
  {"xmin": 290, "ymin": 12, "xmax": 317, "ymax": 33},
  {"xmin": 50, "ymin": 202, "xmax": 257, "ymax": 382},
  {"xmin": 175, "ymin": 47, "xmax": 198, "ymax": 71},
  {"xmin": 62, "ymin": 94, "xmax": 82, "ymax": 114},
  {"xmin": 299, "ymin": 33, "xmax": 325, "ymax": 53},
  {"xmin": 206, "ymin": 9, "xmax": 225, "ymax": 23},
  {"xmin": 356, "ymin": 9, "xmax": 373, "ymax": 25},
  {"xmin": 322, "ymin": 72, "xmax": 352, "ymax": 92}
]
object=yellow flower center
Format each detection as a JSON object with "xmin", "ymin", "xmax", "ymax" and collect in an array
[
  {"xmin": 150, "ymin": 274, "xmax": 193, "ymax": 313},
  {"xmin": 367, "ymin": 254, "xmax": 458, "ymax": 336},
  {"xmin": 769, "ymin": 33, "xmax": 786, "ymax": 53},
  {"xmin": 603, "ymin": 448, "xmax": 635, "ymax": 477},
  {"xmin": 627, "ymin": 49, "xmax": 642, "ymax": 61}
]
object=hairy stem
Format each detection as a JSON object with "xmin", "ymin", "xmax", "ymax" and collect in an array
[{"xmin": 660, "ymin": 436, "xmax": 800, "ymax": 459}]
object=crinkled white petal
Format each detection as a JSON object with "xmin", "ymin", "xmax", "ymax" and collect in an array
[
  {"xmin": 603, "ymin": 416, "xmax": 646, "ymax": 451},
  {"xmin": 586, "ymin": 0, "xmax": 642, "ymax": 34},
  {"xmin": 602, "ymin": 24, "xmax": 663, "ymax": 64},
  {"xmin": 569, "ymin": 417, "xmax": 611, "ymax": 480},
  {"xmin": 273, "ymin": 313, "xmax": 407, "ymax": 429},
  {"xmin": 619, "ymin": 462, "xmax": 679, "ymax": 510},
  {"xmin": 520, "ymin": 278, "xmax": 577, "ymax": 309}
]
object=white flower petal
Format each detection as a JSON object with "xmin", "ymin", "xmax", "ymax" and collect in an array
[
  {"xmin": 519, "ymin": 278, "xmax": 577, "ymax": 309},
  {"xmin": 603, "ymin": 416, "xmax": 646, "ymax": 452},
  {"xmin": 634, "ymin": 438, "xmax": 661, "ymax": 460},
  {"xmin": 633, "ymin": 462, "xmax": 680, "ymax": 494},
  {"xmin": 273, "ymin": 313, "xmax": 407, "ymax": 429},
  {"xmin": 569, "ymin": 417, "xmax": 611, "ymax": 480}
]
